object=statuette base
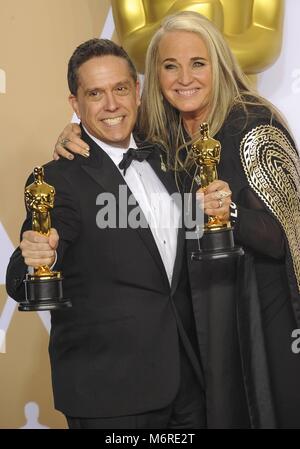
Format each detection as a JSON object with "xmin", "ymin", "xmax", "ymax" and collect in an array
[
  {"xmin": 192, "ymin": 227, "xmax": 244, "ymax": 261},
  {"xmin": 19, "ymin": 274, "xmax": 71, "ymax": 311}
]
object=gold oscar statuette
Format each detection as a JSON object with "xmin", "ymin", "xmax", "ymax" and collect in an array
[
  {"xmin": 191, "ymin": 123, "xmax": 243, "ymax": 259},
  {"xmin": 18, "ymin": 166, "xmax": 71, "ymax": 311}
]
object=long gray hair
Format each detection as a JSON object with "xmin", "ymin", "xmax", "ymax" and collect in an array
[{"xmin": 138, "ymin": 10, "xmax": 285, "ymax": 166}]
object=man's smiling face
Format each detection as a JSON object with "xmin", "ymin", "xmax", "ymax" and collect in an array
[{"xmin": 69, "ymin": 55, "xmax": 140, "ymax": 148}]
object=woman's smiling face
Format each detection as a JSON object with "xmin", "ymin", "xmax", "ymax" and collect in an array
[{"xmin": 158, "ymin": 30, "xmax": 212, "ymax": 122}]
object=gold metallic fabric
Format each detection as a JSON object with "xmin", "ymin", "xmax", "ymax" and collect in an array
[{"xmin": 240, "ymin": 124, "xmax": 300, "ymax": 292}]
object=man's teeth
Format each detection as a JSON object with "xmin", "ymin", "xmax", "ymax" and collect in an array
[
  {"xmin": 103, "ymin": 116, "xmax": 123, "ymax": 125},
  {"xmin": 176, "ymin": 89, "xmax": 199, "ymax": 96}
]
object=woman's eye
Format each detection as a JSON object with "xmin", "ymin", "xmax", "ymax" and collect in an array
[
  {"xmin": 164, "ymin": 63, "xmax": 177, "ymax": 70},
  {"xmin": 193, "ymin": 61, "xmax": 204, "ymax": 68}
]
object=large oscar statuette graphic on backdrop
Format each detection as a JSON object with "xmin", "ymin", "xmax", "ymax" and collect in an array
[
  {"xmin": 112, "ymin": 0, "xmax": 284, "ymax": 75},
  {"xmin": 190, "ymin": 122, "xmax": 243, "ymax": 260},
  {"xmin": 18, "ymin": 167, "xmax": 71, "ymax": 311}
]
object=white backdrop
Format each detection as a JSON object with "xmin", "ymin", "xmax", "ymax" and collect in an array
[{"xmin": 258, "ymin": 0, "xmax": 300, "ymax": 146}]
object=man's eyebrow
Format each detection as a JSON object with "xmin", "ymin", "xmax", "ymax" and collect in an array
[
  {"xmin": 84, "ymin": 87, "xmax": 101, "ymax": 94},
  {"xmin": 114, "ymin": 80, "xmax": 131, "ymax": 87},
  {"xmin": 84, "ymin": 80, "xmax": 131, "ymax": 94}
]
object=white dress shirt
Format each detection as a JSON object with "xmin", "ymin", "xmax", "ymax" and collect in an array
[{"xmin": 84, "ymin": 128, "xmax": 180, "ymax": 285}]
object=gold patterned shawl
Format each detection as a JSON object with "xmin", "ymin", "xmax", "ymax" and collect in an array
[{"xmin": 240, "ymin": 124, "xmax": 300, "ymax": 293}]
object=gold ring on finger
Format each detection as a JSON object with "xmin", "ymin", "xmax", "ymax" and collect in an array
[
  {"xmin": 218, "ymin": 190, "xmax": 231, "ymax": 199},
  {"xmin": 60, "ymin": 137, "xmax": 70, "ymax": 147}
]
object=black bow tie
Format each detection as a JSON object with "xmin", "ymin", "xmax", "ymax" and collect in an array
[{"xmin": 118, "ymin": 146, "xmax": 153, "ymax": 175}]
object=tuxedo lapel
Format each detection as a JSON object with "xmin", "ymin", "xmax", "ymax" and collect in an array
[
  {"xmin": 146, "ymin": 148, "xmax": 178, "ymax": 197},
  {"xmin": 81, "ymin": 141, "xmax": 125, "ymax": 211},
  {"xmin": 80, "ymin": 130, "xmax": 170, "ymax": 289},
  {"xmin": 170, "ymin": 225, "xmax": 185, "ymax": 295}
]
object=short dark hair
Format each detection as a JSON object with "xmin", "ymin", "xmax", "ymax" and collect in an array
[{"xmin": 68, "ymin": 38, "xmax": 138, "ymax": 95}]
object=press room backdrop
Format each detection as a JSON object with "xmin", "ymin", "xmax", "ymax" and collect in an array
[{"xmin": 0, "ymin": 0, "xmax": 299, "ymax": 429}]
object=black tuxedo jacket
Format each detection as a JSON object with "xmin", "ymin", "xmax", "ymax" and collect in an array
[{"xmin": 6, "ymin": 130, "xmax": 200, "ymax": 418}]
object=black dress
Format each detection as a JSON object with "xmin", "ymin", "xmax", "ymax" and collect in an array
[{"xmin": 187, "ymin": 104, "xmax": 300, "ymax": 428}]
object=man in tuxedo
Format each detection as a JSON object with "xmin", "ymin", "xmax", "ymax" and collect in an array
[{"xmin": 6, "ymin": 39, "xmax": 203, "ymax": 429}]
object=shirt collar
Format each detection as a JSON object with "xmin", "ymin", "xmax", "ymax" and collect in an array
[{"xmin": 83, "ymin": 126, "xmax": 137, "ymax": 163}]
